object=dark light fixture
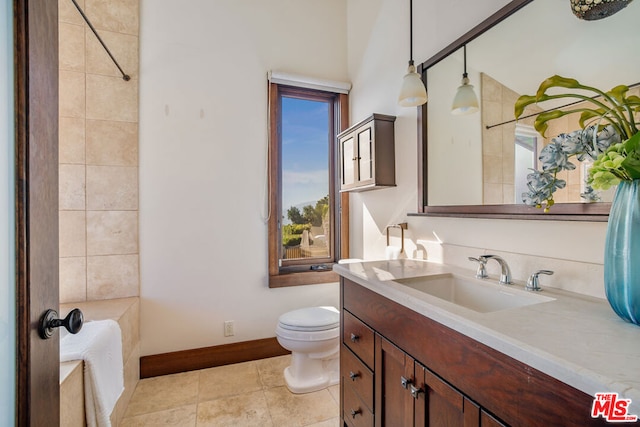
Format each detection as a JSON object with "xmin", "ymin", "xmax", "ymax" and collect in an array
[
  {"xmin": 451, "ymin": 45, "xmax": 479, "ymax": 115},
  {"xmin": 570, "ymin": 0, "xmax": 633, "ymax": 20},
  {"xmin": 398, "ymin": 0, "xmax": 427, "ymax": 107}
]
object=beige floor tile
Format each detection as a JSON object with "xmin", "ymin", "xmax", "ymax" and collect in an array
[
  {"xmin": 255, "ymin": 354, "xmax": 290, "ymax": 389},
  {"xmin": 120, "ymin": 404, "xmax": 197, "ymax": 427},
  {"xmin": 327, "ymin": 384, "xmax": 340, "ymax": 404},
  {"xmin": 304, "ymin": 418, "xmax": 340, "ymax": 427},
  {"xmin": 124, "ymin": 371, "xmax": 199, "ymax": 418},
  {"xmin": 198, "ymin": 361, "xmax": 262, "ymax": 402},
  {"xmin": 196, "ymin": 390, "xmax": 273, "ymax": 427},
  {"xmin": 265, "ymin": 386, "xmax": 339, "ymax": 427}
]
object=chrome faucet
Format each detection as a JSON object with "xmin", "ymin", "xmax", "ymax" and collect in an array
[{"xmin": 479, "ymin": 255, "xmax": 512, "ymax": 285}]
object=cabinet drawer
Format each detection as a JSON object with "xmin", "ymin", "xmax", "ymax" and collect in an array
[
  {"xmin": 343, "ymin": 310, "xmax": 375, "ymax": 369},
  {"xmin": 343, "ymin": 378, "xmax": 374, "ymax": 427},
  {"xmin": 341, "ymin": 344, "xmax": 373, "ymax": 412}
]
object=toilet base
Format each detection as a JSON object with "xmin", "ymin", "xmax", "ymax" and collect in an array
[{"xmin": 283, "ymin": 351, "xmax": 339, "ymax": 394}]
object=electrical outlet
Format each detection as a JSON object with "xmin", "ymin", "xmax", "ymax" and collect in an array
[{"xmin": 224, "ymin": 320, "xmax": 234, "ymax": 337}]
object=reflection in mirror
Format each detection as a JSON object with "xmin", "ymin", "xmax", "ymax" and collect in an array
[{"xmin": 425, "ymin": 0, "xmax": 639, "ymax": 209}]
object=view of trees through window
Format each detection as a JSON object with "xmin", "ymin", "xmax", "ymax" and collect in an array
[{"xmin": 281, "ymin": 96, "xmax": 331, "ymax": 261}]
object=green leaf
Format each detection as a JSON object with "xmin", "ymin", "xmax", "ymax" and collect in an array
[
  {"xmin": 621, "ymin": 133, "xmax": 640, "ymax": 179},
  {"xmin": 514, "ymin": 95, "xmax": 537, "ymax": 119},
  {"xmin": 534, "ymin": 110, "xmax": 567, "ymax": 137},
  {"xmin": 536, "ymin": 75, "xmax": 581, "ymax": 99},
  {"xmin": 624, "ymin": 132, "xmax": 640, "ymax": 153},
  {"xmin": 578, "ymin": 108, "xmax": 607, "ymax": 129},
  {"xmin": 608, "ymin": 85, "xmax": 630, "ymax": 104}
]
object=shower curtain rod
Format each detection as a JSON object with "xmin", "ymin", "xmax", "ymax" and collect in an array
[{"xmin": 70, "ymin": 0, "xmax": 131, "ymax": 81}]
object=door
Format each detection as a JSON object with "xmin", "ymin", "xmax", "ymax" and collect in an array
[
  {"xmin": 15, "ymin": 1, "xmax": 61, "ymax": 425},
  {"xmin": 414, "ymin": 364, "xmax": 481, "ymax": 427},
  {"xmin": 375, "ymin": 335, "xmax": 414, "ymax": 427}
]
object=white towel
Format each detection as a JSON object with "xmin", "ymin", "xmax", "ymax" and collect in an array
[{"xmin": 60, "ymin": 319, "xmax": 124, "ymax": 427}]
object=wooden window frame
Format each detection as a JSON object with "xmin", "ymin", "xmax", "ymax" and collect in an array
[{"xmin": 268, "ymin": 82, "xmax": 349, "ymax": 288}]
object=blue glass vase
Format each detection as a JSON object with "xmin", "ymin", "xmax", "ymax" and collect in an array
[{"xmin": 604, "ymin": 179, "xmax": 640, "ymax": 325}]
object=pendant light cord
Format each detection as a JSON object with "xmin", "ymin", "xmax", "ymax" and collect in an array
[
  {"xmin": 463, "ymin": 45, "xmax": 468, "ymax": 78},
  {"xmin": 409, "ymin": 0, "xmax": 414, "ymax": 64}
]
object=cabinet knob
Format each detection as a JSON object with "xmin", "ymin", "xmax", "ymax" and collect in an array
[
  {"xmin": 400, "ymin": 376, "xmax": 413, "ymax": 389},
  {"xmin": 350, "ymin": 408, "xmax": 362, "ymax": 419},
  {"xmin": 349, "ymin": 371, "xmax": 360, "ymax": 381},
  {"xmin": 410, "ymin": 384, "xmax": 424, "ymax": 399},
  {"xmin": 350, "ymin": 333, "xmax": 360, "ymax": 343}
]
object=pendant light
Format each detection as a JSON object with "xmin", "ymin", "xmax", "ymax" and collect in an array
[
  {"xmin": 570, "ymin": 0, "xmax": 633, "ymax": 20},
  {"xmin": 398, "ymin": 0, "xmax": 427, "ymax": 107},
  {"xmin": 451, "ymin": 45, "xmax": 479, "ymax": 115}
]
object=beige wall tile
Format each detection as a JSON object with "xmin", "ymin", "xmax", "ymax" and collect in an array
[
  {"xmin": 86, "ymin": 74, "xmax": 138, "ymax": 122},
  {"xmin": 482, "ymin": 127, "xmax": 502, "ymax": 156},
  {"xmin": 87, "ymin": 165, "xmax": 138, "ymax": 210},
  {"xmin": 59, "ymin": 23, "xmax": 85, "ymax": 72},
  {"xmin": 117, "ymin": 343, "xmax": 141, "ymax": 426},
  {"xmin": 86, "ymin": 120, "xmax": 138, "ymax": 166},
  {"xmin": 59, "ymin": 0, "xmax": 85, "ymax": 25},
  {"xmin": 86, "ymin": 30, "xmax": 139, "ymax": 79},
  {"xmin": 59, "ymin": 164, "xmax": 86, "ymax": 211},
  {"xmin": 481, "ymin": 73, "xmax": 501, "ymax": 102},
  {"xmin": 87, "ymin": 254, "xmax": 139, "ymax": 300},
  {"xmin": 59, "ymin": 117, "xmax": 86, "ymax": 164},
  {"xmin": 60, "ymin": 361, "xmax": 85, "ymax": 427},
  {"xmin": 85, "ymin": 0, "xmax": 139, "ymax": 35},
  {"xmin": 87, "ymin": 210, "xmax": 138, "ymax": 255},
  {"xmin": 482, "ymin": 100, "xmax": 502, "ymax": 130},
  {"xmin": 483, "ymin": 183, "xmax": 503, "ymax": 205},
  {"xmin": 60, "ymin": 211, "xmax": 86, "ymax": 257},
  {"xmin": 60, "ymin": 70, "xmax": 86, "ymax": 119},
  {"xmin": 483, "ymin": 155, "xmax": 502, "ymax": 184},
  {"xmin": 59, "ymin": 256, "xmax": 87, "ymax": 303}
]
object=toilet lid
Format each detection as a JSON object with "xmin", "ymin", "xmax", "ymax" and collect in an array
[{"xmin": 278, "ymin": 306, "xmax": 340, "ymax": 332}]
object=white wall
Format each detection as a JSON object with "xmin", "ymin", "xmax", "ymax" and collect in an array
[
  {"xmin": 347, "ymin": 0, "xmax": 609, "ymax": 297},
  {"xmin": 139, "ymin": 0, "xmax": 347, "ymax": 356}
]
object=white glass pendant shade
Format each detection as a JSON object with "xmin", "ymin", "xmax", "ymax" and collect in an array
[
  {"xmin": 398, "ymin": 63, "xmax": 427, "ymax": 107},
  {"xmin": 451, "ymin": 76, "xmax": 479, "ymax": 115}
]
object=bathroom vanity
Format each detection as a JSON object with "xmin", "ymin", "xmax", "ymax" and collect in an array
[{"xmin": 334, "ymin": 260, "xmax": 640, "ymax": 427}]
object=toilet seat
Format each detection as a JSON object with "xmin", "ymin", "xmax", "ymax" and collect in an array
[{"xmin": 277, "ymin": 306, "xmax": 339, "ymax": 332}]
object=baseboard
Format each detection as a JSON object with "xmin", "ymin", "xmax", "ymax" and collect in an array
[{"xmin": 140, "ymin": 337, "xmax": 290, "ymax": 379}]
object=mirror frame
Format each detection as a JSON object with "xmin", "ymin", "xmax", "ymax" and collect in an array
[{"xmin": 414, "ymin": 0, "xmax": 610, "ymax": 222}]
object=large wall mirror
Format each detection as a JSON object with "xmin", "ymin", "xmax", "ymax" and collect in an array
[{"xmin": 417, "ymin": 0, "xmax": 639, "ymax": 221}]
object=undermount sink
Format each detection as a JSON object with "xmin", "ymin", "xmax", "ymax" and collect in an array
[{"xmin": 392, "ymin": 274, "xmax": 555, "ymax": 313}]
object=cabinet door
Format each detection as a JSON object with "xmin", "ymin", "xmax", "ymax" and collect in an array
[
  {"xmin": 356, "ymin": 125, "xmax": 373, "ymax": 182},
  {"xmin": 414, "ymin": 364, "xmax": 481, "ymax": 427},
  {"xmin": 375, "ymin": 336, "xmax": 414, "ymax": 427},
  {"xmin": 341, "ymin": 134, "xmax": 355, "ymax": 187}
]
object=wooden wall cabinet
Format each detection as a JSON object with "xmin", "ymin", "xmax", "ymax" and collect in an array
[
  {"xmin": 338, "ymin": 114, "xmax": 396, "ymax": 192},
  {"xmin": 340, "ymin": 278, "xmax": 608, "ymax": 427}
]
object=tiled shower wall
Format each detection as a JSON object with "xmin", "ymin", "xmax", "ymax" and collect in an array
[{"xmin": 58, "ymin": 0, "xmax": 140, "ymax": 303}]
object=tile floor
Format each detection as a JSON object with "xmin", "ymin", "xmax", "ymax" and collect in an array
[{"xmin": 120, "ymin": 355, "xmax": 340, "ymax": 427}]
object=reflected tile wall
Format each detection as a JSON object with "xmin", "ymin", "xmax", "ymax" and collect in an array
[{"xmin": 58, "ymin": 0, "xmax": 139, "ymax": 303}]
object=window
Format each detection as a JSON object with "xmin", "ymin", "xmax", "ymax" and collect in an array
[{"xmin": 268, "ymin": 83, "xmax": 349, "ymax": 287}]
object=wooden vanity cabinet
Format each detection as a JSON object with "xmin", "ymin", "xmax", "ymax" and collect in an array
[
  {"xmin": 340, "ymin": 278, "xmax": 608, "ymax": 427},
  {"xmin": 338, "ymin": 114, "xmax": 396, "ymax": 192}
]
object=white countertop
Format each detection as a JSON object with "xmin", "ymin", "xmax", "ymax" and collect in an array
[{"xmin": 334, "ymin": 259, "xmax": 640, "ymax": 414}]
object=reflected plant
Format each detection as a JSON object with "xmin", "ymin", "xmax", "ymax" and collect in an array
[{"xmin": 514, "ymin": 75, "xmax": 640, "ymax": 211}]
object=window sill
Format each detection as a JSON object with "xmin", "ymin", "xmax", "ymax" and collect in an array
[{"xmin": 268, "ymin": 270, "xmax": 339, "ymax": 288}]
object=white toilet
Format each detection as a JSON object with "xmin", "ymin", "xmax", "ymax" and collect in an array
[{"xmin": 275, "ymin": 306, "xmax": 340, "ymax": 394}]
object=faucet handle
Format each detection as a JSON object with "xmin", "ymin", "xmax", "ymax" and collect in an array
[
  {"xmin": 526, "ymin": 270, "xmax": 554, "ymax": 292},
  {"xmin": 468, "ymin": 257, "xmax": 488, "ymax": 279}
]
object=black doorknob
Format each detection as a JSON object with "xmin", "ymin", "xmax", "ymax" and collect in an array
[{"xmin": 38, "ymin": 308, "xmax": 84, "ymax": 339}]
